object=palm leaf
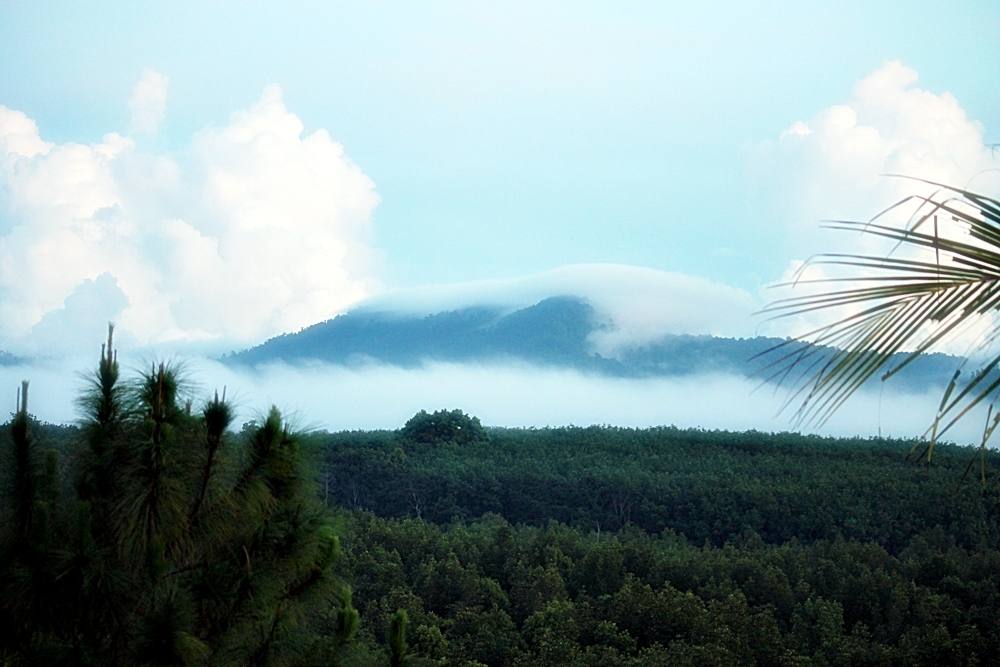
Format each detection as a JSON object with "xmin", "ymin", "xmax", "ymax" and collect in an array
[{"xmin": 758, "ymin": 178, "xmax": 1000, "ymax": 461}]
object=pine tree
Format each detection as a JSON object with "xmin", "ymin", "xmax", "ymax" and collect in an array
[
  {"xmin": 388, "ymin": 609, "xmax": 409, "ymax": 667},
  {"xmin": 0, "ymin": 326, "xmax": 358, "ymax": 666}
]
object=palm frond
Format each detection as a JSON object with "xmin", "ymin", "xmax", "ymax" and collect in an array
[{"xmin": 759, "ymin": 180, "xmax": 1000, "ymax": 459}]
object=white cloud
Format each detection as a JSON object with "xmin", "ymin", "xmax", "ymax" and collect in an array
[
  {"xmin": 2, "ymin": 353, "xmax": 986, "ymax": 446},
  {"xmin": 29, "ymin": 273, "xmax": 130, "ymax": 355},
  {"xmin": 0, "ymin": 82, "xmax": 379, "ymax": 354},
  {"xmin": 359, "ymin": 263, "xmax": 758, "ymax": 355},
  {"xmin": 0, "ymin": 107, "xmax": 50, "ymax": 158},
  {"xmin": 206, "ymin": 360, "xmax": 966, "ymax": 440},
  {"xmin": 754, "ymin": 60, "xmax": 1000, "ymax": 354},
  {"xmin": 757, "ymin": 60, "xmax": 997, "ymax": 257},
  {"xmin": 128, "ymin": 69, "xmax": 169, "ymax": 135}
]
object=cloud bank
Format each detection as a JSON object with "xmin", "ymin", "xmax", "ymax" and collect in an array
[
  {"xmin": 0, "ymin": 73, "xmax": 379, "ymax": 355},
  {"xmin": 1, "ymin": 354, "xmax": 986, "ymax": 448}
]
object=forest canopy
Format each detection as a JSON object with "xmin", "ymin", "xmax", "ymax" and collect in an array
[
  {"xmin": 3, "ymin": 336, "xmax": 999, "ymax": 665},
  {"xmin": 400, "ymin": 409, "xmax": 488, "ymax": 446}
]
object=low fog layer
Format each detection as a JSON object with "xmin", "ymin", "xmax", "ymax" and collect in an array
[{"xmin": 0, "ymin": 355, "xmax": 988, "ymax": 448}]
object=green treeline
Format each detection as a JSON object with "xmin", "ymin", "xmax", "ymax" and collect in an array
[
  {"xmin": 315, "ymin": 423, "xmax": 1000, "ymax": 665},
  {"xmin": 5, "ymin": 380, "xmax": 1000, "ymax": 664},
  {"xmin": 317, "ymin": 426, "xmax": 1000, "ymax": 551}
]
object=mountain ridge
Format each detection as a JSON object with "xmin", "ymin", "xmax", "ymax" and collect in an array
[{"xmin": 226, "ymin": 296, "xmax": 962, "ymax": 393}]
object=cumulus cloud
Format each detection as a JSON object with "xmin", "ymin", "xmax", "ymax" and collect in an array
[
  {"xmin": 29, "ymin": 273, "xmax": 130, "ymax": 355},
  {"xmin": 359, "ymin": 263, "xmax": 758, "ymax": 355},
  {"xmin": 128, "ymin": 69, "xmax": 169, "ymax": 135},
  {"xmin": 0, "ymin": 77, "xmax": 378, "ymax": 354},
  {"xmin": 759, "ymin": 60, "xmax": 997, "ymax": 242},
  {"xmin": 754, "ymin": 60, "xmax": 999, "ymax": 352}
]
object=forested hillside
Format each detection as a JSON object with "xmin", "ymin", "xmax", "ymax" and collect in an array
[
  {"xmin": 304, "ymin": 422, "xmax": 1000, "ymax": 665},
  {"xmin": 228, "ymin": 296, "xmax": 964, "ymax": 393},
  {"xmin": 316, "ymin": 425, "xmax": 999, "ymax": 550},
  {"xmin": 6, "ymin": 415, "xmax": 1000, "ymax": 664},
  {"xmin": 5, "ymin": 1, "xmax": 996, "ymax": 665}
]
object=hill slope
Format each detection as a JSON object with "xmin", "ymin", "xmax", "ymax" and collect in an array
[
  {"xmin": 228, "ymin": 296, "xmax": 963, "ymax": 392},
  {"xmin": 322, "ymin": 425, "xmax": 1000, "ymax": 665}
]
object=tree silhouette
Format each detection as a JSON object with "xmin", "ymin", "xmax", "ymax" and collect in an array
[
  {"xmin": 400, "ymin": 409, "xmax": 487, "ymax": 446},
  {"xmin": 0, "ymin": 326, "xmax": 357, "ymax": 666}
]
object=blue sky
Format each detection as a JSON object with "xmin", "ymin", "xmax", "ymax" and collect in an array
[{"xmin": 0, "ymin": 1, "xmax": 998, "ymax": 351}]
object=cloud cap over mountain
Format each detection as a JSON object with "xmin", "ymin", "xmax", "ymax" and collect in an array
[{"xmin": 359, "ymin": 263, "xmax": 757, "ymax": 355}]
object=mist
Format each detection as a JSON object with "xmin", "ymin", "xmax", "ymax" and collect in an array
[{"xmin": 0, "ymin": 354, "xmax": 987, "ymax": 448}]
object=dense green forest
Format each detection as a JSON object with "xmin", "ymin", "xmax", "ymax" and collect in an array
[
  {"xmin": 316, "ymin": 420, "xmax": 1000, "ymax": 551},
  {"xmin": 307, "ymin": 417, "xmax": 1000, "ymax": 665},
  {"xmin": 5, "ymin": 397, "xmax": 1000, "ymax": 665}
]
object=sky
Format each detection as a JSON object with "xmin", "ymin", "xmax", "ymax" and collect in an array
[
  {"xmin": 1, "ymin": 1, "xmax": 998, "ymax": 351},
  {"xmin": 0, "ymin": 2, "xmax": 998, "ymax": 435}
]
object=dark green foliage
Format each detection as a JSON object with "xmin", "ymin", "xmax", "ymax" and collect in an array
[
  {"xmin": 320, "ymin": 423, "xmax": 1000, "ymax": 665},
  {"xmin": 319, "ymin": 425, "xmax": 1000, "ymax": 550},
  {"xmin": 400, "ymin": 409, "xmax": 487, "ymax": 446},
  {"xmin": 334, "ymin": 510, "xmax": 1000, "ymax": 666},
  {"xmin": 388, "ymin": 609, "xmax": 408, "ymax": 666},
  {"xmin": 334, "ymin": 588, "xmax": 361, "ymax": 645},
  {"xmin": 5, "ymin": 339, "xmax": 1000, "ymax": 664},
  {"xmin": 11, "ymin": 381, "xmax": 35, "ymax": 540},
  {"xmin": 0, "ymin": 328, "xmax": 356, "ymax": 666}
]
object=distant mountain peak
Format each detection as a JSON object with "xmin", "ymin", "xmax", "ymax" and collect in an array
[
  {"xmin": 351, "ymin": 264, "xmax": 756, "ymax": 352},
  {"xmin": 230, "ymin": 295, "xmax": 603, "ymax": 368},
  {"xmin": 226, "ymin": 296, "xmax": 959, "ymax": 394}
]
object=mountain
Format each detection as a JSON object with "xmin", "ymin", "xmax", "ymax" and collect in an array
[
  {"xmin": 0, "ymin": 350, "xmax": 21, "ymax": 366},
  {"xmin": 227, "ymin": 296, "xmax": 967, "ymax": 393},
  {"xmin": 229, "ymin": 296, "xmax": 615, "ymax": 368}
]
